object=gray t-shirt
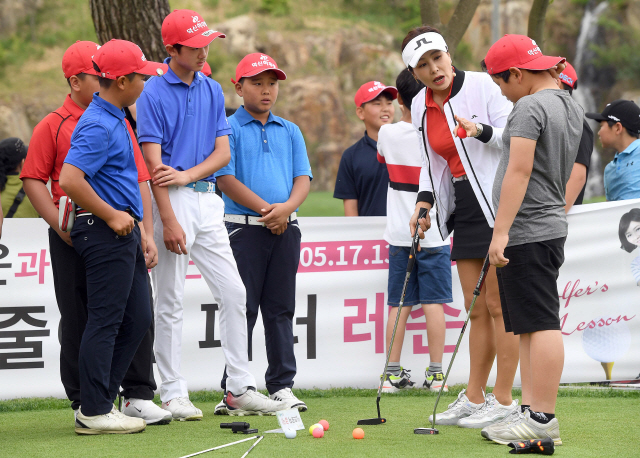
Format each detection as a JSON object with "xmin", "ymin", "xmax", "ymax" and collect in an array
[{"xmin": 492, "ymin": 89, "xmax": 583, "ymax": 246}]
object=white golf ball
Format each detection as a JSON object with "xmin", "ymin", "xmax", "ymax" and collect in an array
[
  {"xmin": 285, "ymin": 429, "xmax": 296, "ymax": 439},
  {"xmin": 582, "ymin": 318, "xmax": 631, "ymax": 363}
]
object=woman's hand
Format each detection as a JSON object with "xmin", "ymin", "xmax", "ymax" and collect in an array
[{"xmin": 453, "ymin": 115, "xmax": 478, "ymax": 138}]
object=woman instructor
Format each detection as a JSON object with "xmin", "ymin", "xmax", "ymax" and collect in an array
[{"xmin": 404, "ymin": 26, "xmax": 520, "ymax": 430}]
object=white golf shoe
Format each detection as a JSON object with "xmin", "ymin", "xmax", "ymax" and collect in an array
[
  {"xmin": 226, "ymin": 388, "xmax": 288, "ymax": 416},
  {"xmin": 269, "ymin": 388, "xmax": 308, "ymax": 412},
  {"xmin": 75, "ymin": 406, "xmax": 146, "ymax": 435},
  {"xmin": 214, "ymin": 399, "xmax": 228, "ymax": 415},
  {"xmin": 162, "ymin": 397, "xmax": 203, "ymax": 421},
  {"xmin": 457, "ymin": 393, "xmax": 519, "ymax": 429},
  {"xmin": 122, "ymin": 398, "xmax": 173, "ymax": 425},
  {"xmin": 428, "ymin": 389, "xmax": 482, "ymax": 425}
]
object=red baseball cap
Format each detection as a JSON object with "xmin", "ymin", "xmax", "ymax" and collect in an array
[
  {"xmin": 162, "ymin": 9, "xmax": 225, "ymax": 48},
  {"xmin": 558, "ymin": 62, "xmax": 578, "ymax": 89},
  {"xmin": 484, "ymin": 34, "xmax": 565, "ymax": 75},
  {"xmin": 231, "ymin": 53, "xmax": 286, "ymax": 84},
  {"xmin": 202, "ymin": 61, "xmax": 212, "ymax": 77},
  {"xmin": 62, "ymin": 41, "xmax": 101, "ymax": 78},
  {"xmin": 93, "ymin": 39, "xmax": 167, "ymax": 80},
  {"xmin": 354, "ymin": 81, "xmax": 398, "ymax": 107}
]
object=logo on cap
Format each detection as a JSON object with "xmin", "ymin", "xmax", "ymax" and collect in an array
[
  {"xmin": 368, "ymin": 81, "xmax": 384, "ymax": 93},
  {"xmin": 413, "ymin": 38, "xmax": 433, "ymax": 51},
  {"xmin": 192, "ymin": 15, "xmax": 199, "ymax": 23},
  {"xmin": 609, "ymin": 115, "xmax": 621, "ymax": 122},
  {"xmin": 260, "ymin": 55, "xmax": 269, "ymax": 60}
]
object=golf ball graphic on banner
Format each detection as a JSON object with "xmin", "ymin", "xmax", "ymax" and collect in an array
[{"xmin": 582, "ymin": 318, "xmax": 631, "ymax": 380}]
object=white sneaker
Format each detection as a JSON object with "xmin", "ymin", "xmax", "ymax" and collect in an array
[
  {"xmin": 457, "ymin": 393, "xmax": 519, "ymax": 429},
  {"xmin": 75, "ymin": 406, "xmax": 146, "ymax": 435},
  {"xmin": 226, "ymin": 388, "xmax": 288, "ymax": 416},
  {"xmin": 123, "ymin": 398, "xmax": 172, "ymax": 425},
  {"xmin": 481, "ymin": 407, "xmax": 526, "ymax": 439},
  {"xmin": 428, "ymin": 389, "xmax": 482, "ymax": 425},
  {"xmin": 214, "ymin": 399, "xmax": 228, "ymax": 415},
  {"xmin": 162, "ymin": 397, "xmax": 203, "ymax": 421},
  {"xmin": 269, "ymin": 388, "xmax": 308, "ymax": 412}
]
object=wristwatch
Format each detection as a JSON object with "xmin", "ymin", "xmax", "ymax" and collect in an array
[{"xmin": 473, "ymin": 123, "xmax": 483, "ymax": 138}]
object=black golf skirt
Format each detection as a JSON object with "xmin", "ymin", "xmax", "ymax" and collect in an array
[{"xmin": 449, "ymin": 179, "xmax": 494, "ymax": 261}]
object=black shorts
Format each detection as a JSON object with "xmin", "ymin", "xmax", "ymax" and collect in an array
[
  {"xmin": 497, "ymin": 237, "xmax": 566, "ymax": 335},
  {"xmin": 449, "ymin": 179, "xmax": 494, "ymax": 261}
]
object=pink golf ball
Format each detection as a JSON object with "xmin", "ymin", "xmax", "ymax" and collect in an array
[{"xmin": 312, "ymin": 427, "xmax": 324, "ymax": 438}]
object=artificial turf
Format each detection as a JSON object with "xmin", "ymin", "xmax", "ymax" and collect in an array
[{"xmin": 1, "ymin": 387, "xmax": 638, "ymax": 457}]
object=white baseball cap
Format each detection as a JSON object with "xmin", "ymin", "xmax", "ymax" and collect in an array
[{"xmin": 402, "ymin": 32, "xmax": 448, "ymax": 68}]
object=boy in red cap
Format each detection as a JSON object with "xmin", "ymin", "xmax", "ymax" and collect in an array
[
  {"xmin": 214, "ymin": 53, "xmax": 312, "ymax": 413},
  {"xmin": 333, "ymin": 81, "xmax": 397, "ymax": 216},
  {"xmin": 137, "ymin": 10, "xmax": 287, "ymax": 419},
  {"xmin": 481, "ymin": 35, "xmax": 583, "ymax": 446},
  {"xmin": 555, "ymin": 62, "xmax": 594, "ymax": 211},
  {"xmin": 58, "ymin": 39, "xmax": 166, "ymax": 434},
  {"xmin": 21, "ymin": 41, "xmax": 171, "ymax": 429}
]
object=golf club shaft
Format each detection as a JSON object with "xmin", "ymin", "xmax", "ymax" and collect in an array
[
  {"xmin": 178, "ymin": 436, "xmax": 259, "ymax": 458},
  {"xmin": 430, "ymin": 255, "xmax": 491, "ymax": 429},
  {"xmin": 239, "ymin": 436, "xmax": 263, "ymax": 458},
  {"xmin": 375, "ymin": 207, "xmax": 428, "ymax": 413}
]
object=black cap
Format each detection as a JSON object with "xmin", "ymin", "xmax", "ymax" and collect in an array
[{"xmin": 586, "ymin": 99, "xmax": 640, "ymax": 134}]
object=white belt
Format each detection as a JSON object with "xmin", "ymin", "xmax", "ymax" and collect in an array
[{"xmin": 224, "ymin": 212, "xmax": 297, "ymax": 226}]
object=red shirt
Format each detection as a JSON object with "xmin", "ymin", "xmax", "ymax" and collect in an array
[
  {"xmin": 21, "ymin": 95, "xmax": 151, "ymax": 208},
  {"xmin": 425, "ymin": 86, "xmax": 465, "ymax": 178}
]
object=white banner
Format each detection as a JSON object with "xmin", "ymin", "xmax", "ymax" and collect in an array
[{"xmin": 0, "ymin": 201, "xmax": 639, "ymax": 400}]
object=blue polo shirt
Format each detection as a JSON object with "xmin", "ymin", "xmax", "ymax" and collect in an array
[
  {"xmin": 604, "ymin": 139, "xmax": 640, "ymax": 201},
  {"xmin": 333, "ymin": 132, "xmax": 389, "ymax": 216},
  {"xmin": 215, "ymin": 106, "xmax": 313, "ymax": 216},
  {"xmin": 136, "ymin": 58, "xmax": 232, "ymax": 183},
  {"xmin": 64, "ymin": 93, "xmax": 143, "ymax": 220}
]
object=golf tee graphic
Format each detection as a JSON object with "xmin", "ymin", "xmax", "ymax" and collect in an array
[{"xmin": 1, "ymin": 199, "xmax": 640, "ymax": 399}]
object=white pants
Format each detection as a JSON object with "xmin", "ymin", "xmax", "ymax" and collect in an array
[{"xmin": 152, "ymin": 186, "xmax": 255, "ymax": 401}]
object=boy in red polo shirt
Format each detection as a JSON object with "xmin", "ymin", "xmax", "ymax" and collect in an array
[{"xmin": 21, "ymin": 41, "xmax": 171, "ymax": 427}]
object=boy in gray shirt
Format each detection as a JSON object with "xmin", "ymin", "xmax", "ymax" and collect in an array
[{"xmin": 479, "ymin": 35, "xmax": 583, "ymax": 448}]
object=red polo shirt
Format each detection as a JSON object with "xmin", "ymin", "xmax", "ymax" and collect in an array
[
  {"xmin": 21, "ymin": 94, "xmax": 151, "ymax": 208},
  {"xmin": 425, "ymin": 86, "xmax": 465, "ymax": 178}
]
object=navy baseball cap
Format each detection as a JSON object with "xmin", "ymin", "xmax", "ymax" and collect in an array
[{"xmin": 586, "ymin": 99, "xmax": 640, "ymax": 135}]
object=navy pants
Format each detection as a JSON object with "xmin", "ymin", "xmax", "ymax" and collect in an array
[
  {"xmin": 221, "ymin": 221, "xmax": 301, "ymax": 394},
  {"xmin": 49, "ymin": 229, "xmax": 157, "ymax": 410},
  {"xmin": 71, "ymin": 216, "xmax": 151, "ymax": 416}
]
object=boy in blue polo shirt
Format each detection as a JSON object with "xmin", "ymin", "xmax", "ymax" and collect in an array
[
  {"xmin": 214, "ymin": 53, "xmax": 312, "ymax": 413},
  {"xmin": 137, "ymin": 10, "xmax": 286, "ymax": 419},
  {"xmin": 59, "ymin": 39, "xmax": 166, "ymax": 435}
]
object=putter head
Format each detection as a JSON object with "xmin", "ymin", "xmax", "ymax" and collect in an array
[
  {"xmin": 414, "ymin": 427, "xmax": 439, "ymax": 435},
  {"xmin": 357, "ymin": 418, "xmax": 386, "ymax": 425}
]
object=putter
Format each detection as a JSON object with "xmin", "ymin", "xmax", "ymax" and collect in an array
[
  {"xmin": 357, "ymin": 207, "xmax": 428, "ymax": 426},
  {"xmin": 415, "ymin": 254, "xmax": 491, "ymax": 435},
  {"xmin": 178, "ymin": 436, "xmax": 259, "ymax": 458}
]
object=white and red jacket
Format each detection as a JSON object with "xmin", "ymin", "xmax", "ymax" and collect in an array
[{"xmin": 411, "ymin": 69, "xmax": 512, "ymax": 240}]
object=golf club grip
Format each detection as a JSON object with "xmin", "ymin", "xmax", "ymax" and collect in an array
[
  {"xmin": 407, "ymin": 207, "xmax": 429, "ymax": 273},
  {"xmin": 473, "ymin": 255, "xmax": 491, "ymax": 296}
]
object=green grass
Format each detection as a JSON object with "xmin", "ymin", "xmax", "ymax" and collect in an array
[
  {"xmin": 1, "ymin": 387, "xmax": 638, "ymax": 457},
  {"xmin": 298, "ymin": 191, "xmax": 344, "ymax": 217}
]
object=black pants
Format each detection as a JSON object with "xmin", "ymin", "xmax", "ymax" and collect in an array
[
  {"xmin": 50, "ymin": 226, "xmax": 156, "ymax": 411},
  {"xmin": 221, "ymin": 221, "xmax": 301, "ymax": 394}
]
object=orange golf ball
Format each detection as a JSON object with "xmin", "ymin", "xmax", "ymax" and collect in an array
[
  {"xmin": 318, "ymin": 419, "xmax": 329, "ymax": 431},
  {"xmin": 312, "ymin": 427, "xmax": 324, "ymax": 438},
  {"xmin": 352, "ymin": 427, "xmax": 365, "ymax": 439}
]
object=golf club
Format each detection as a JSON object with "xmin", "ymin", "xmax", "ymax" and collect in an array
[
  {"xmin": 357, "ymin": 207, "xmax": 428, "ymax": 426},
  {"xmin": 414, "ymin": 254, "xmax": 491, "ymax": 435},
  {"xmin": 178, "ymin": 436, "xmax": 259, "ymax": 458},
  {"xmin": 239, "ymin": 435, "xmax": 264, "ymax": 458}
]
